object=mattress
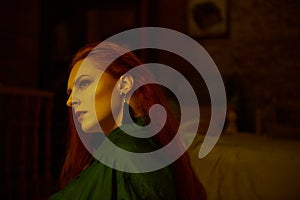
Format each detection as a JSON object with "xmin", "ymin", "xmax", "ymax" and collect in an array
[{"xmin": 187, "ymin": 133, "xmax": 300, "ymax": 200}]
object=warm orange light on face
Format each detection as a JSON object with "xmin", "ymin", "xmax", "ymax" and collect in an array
[{"xmin": 67, "ymin": 60, "xmax": 122, "ymax": 134}]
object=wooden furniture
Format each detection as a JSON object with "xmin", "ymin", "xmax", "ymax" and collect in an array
[{"xmin": 0, "ymin": 86, "xmax": 54, "ymax": 199}]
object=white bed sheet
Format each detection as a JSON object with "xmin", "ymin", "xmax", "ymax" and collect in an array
[{"xmin": 188, "ymin": 133, "xmax": 300, "ymax": 200}]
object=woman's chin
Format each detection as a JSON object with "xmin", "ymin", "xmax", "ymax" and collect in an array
[{"xmin": 81, "ymin": 123, "xmax": 101, "ymax": 134}]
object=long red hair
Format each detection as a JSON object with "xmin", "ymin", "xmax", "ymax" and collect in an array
[{"xmin": 60, "ymin": 42, "xmax": 206, "ymax": 200}]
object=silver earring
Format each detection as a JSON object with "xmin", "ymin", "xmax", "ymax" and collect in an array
[
  {"xmin": 120, "ymin": 92, "xmax": 127, "ymax": 104},
  {"xmin": 120, "ymin": 92, "xmax": 131, "ymax": 123}
]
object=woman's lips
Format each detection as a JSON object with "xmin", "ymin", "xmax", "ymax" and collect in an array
[{"xmin": 75, "ymin": 111, "xmax": 87, "ymax": 123}]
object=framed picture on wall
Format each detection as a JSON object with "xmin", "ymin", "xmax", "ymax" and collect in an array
[{"xmin": 187, "ymin": 0, "xmax": 229, "ymax": 38}]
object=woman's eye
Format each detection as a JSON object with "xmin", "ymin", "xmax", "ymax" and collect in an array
[{"xmin": 79, "ymin": 80, "xmax": 91, "ymax": 88}]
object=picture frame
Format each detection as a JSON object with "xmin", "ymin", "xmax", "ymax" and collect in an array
[{"xmin": 187, "ymin": 0, "xmax": 229, "ymax": 38}]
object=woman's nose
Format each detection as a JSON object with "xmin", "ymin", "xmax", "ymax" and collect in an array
[{"xmin": 66, "ymin": 94, "xmax": 80, "ymax": 107}]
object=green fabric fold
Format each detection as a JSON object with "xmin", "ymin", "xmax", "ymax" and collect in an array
[{"xmin": 49, "ymin": 119, "xmax": 176, "ymax": 200}]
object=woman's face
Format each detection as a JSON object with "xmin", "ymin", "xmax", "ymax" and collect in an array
[{"xmin": 67, "ymin": 60, "xmax": 122, "ymax": 134}]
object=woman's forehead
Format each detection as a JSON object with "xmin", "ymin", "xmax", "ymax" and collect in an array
[{"xmin": 73, "ymin": 60, "xmax": 105, "ymax": 77}]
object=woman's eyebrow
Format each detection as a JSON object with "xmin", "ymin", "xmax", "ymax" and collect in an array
[
  {"xmin": 66, "ymin": 74, "xmax": 94, "ymax": 95},
  {"xmin": 75, "ymin": 74, "xmax": 92, "ymax": 85},
  {"xmin": 66, "ymin": 75, "xmax": 86, "ymax": 95}
]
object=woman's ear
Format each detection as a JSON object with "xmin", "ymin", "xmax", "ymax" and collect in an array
[{"xmin": 118, "ymin": 74, "xmax": 134, "ymax": 95}]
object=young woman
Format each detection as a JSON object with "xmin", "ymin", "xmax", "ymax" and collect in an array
[{"xmin": 49, "ymin": 42, "xmax": 206, "ymax": 200}]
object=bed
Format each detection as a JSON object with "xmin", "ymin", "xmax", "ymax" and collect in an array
[{"xmin": 187, "ymin": 133, "xmax": 300, "ymax": 200}]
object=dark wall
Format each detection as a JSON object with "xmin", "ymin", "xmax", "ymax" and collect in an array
[
  {"xmin": 155, "ymin": 0, "xmax": 300, "ymax": 134},
  {"xmin": 0, "ymin": 0, "xmax": 40, "ymax": 87}
]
